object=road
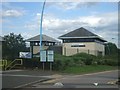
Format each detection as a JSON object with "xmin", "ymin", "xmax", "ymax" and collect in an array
[
  {"xmin": 27, "ymin": 70, "xmax": 119, "ymax": 88},
  {"xmin": 1, "ymin": 70, "xmax": 55, "ymax": 88},
  {"xmin": 0, "ymin": 70, "xmax": 119, "ymax": 89}
]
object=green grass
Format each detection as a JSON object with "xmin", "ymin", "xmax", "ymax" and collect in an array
[{"xmin": 62, "ymin": 65, "xmax": 118, "ymax": 74}]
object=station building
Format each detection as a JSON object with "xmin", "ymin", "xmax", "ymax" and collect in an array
[{"xmin": 58, "ymin": 27, "xmax": 106, "ymax": 56}]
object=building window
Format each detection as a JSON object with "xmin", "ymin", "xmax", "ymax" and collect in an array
[
  {"xmin": 71, "ymin": 44, "xmax": 85, "ymax": 47},
  {"xmin": 63, "ymin": 38, "xmax": 95, "ymax": 43}
]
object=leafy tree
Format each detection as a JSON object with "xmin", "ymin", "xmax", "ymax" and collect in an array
[
  {"xmin": 2, "ymin": 33, "xmax": 28, "ymax": 60},
  {"xmin": 105, "ymin": 42, "xmax": 118, "ymax": 55}
]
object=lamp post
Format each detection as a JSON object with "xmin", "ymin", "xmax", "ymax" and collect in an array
[
  {"xmin": 39, "ymin": 0, "xmax": 46, "ymax": 51},
  {"xmin": 38, "ymin": 0, "xmax": 46, "ymax": 70}
]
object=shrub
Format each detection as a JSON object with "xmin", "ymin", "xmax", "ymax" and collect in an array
[
  {"xmin": 96, "ymin": 59, "xmax": 105, "ymax": 65},
  {"xmin": 53, "ymin": 54, "xmax": 67, "ymax": 70},
  {"xmin": 104, "ymin": 59, "xmax": 118, "ymax": 66},
  {"xmin": 71, "ymin": 53, "xmax": 97, "ymax": 65}
]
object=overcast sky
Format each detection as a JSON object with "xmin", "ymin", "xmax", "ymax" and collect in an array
[{"xmin": 1, "ymin": 1, "xmax": 118, "ymax": 47}]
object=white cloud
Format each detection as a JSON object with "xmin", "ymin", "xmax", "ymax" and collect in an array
[
  {"xmin": 43, "ymin": 12, "xmax": 118, "ymax": 34},
  {"xmin": 2, "ymin": 9, "xmax": 24, "ymax": 17},
  {"xmin": 25, "ymin": 11, "xmax": 118, "ymax": 32},
  {"xmin": 1, "ymin": 2, "xmax": 26, "ymax": 18},
  {"xmin": 47, "ymin": 2, "xmax": 97, "ymax": 10}
]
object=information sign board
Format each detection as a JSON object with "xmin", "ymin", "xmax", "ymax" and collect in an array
[
  {"xmin": 47, "ymin": 50, "xmax": 54, "ymax": 62},
  {"xmin": 40, "ymin": 51, "xmax": 46, "ymax": 62}
]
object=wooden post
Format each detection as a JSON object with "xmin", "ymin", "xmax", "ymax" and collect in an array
[
  {"xmin": 77, "ymin": 48, "xmax": 79, "ymax": 53},
  {"xmin": 88, "ymin": 49, "xmax": 90, "ymax": 54},
  {"xmin": 50, "ymin": 62, "xmax": 52, "ymax": 71},
  {"xmin": 43, "ymin": 62, "xmax": 45, "ymax": 71}
]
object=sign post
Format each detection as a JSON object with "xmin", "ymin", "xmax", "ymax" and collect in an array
[{"xmin": 47, "ymin": 50, "xmax": 54, "ymax": 71}]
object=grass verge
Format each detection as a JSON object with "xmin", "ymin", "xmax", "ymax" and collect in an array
[{"xmin": 62, "ymin": 65, "xmax": 118, "ymax": 74}]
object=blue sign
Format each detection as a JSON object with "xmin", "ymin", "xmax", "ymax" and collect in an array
[{"xmin": 40, "ymin": 51, "xmax": 46, "ymax": 62}]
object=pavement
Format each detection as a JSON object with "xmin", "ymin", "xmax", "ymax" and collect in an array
[{"xmin": 0, "ymin": 69, "xmax": 119, "ymax": 89}]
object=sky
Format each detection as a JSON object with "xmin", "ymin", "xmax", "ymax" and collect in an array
[{"xmin": 1, "ymin": 1, "xmax": 119, "ymax": 47}]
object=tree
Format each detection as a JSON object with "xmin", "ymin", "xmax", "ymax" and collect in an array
[
  {"xmin": 2, "ymin": 33, "xmax": 28, "ymax": 60},
  {"xmin": 105, "ymin": 42, "xmax": 118, "ymax": 55}
]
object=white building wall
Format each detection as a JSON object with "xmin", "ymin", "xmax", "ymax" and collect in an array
[
  {"xmin": 62, "ymin": 42, "xmax": 105, "ymax": 56},
  {"xmin": 95, "ymin": 42, "xmax": 105, "ymax": 56}
]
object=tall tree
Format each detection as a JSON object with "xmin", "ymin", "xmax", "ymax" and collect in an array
[
  {"xmin": 105, "ymin": 42, "xmax": 118, "ymax": 55},
  {"xmin": 2, "ymin": 33, "xmax": 27, "ymax": 60}
]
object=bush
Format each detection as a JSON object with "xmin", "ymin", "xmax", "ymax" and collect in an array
[
  {"xmin": 53, "ymin": 54, "xmax": 67, "ymax": 70},
  {"xmin": 96, "ymin": 59, "xmax": 105, "ymax": 65},
  {"xmin": 71, "ymin": 53, "xmax": 97, "ymax": 65},
  {"xmin": 104, "ymin": 59, "xmax": 118, "ymax": 66}
]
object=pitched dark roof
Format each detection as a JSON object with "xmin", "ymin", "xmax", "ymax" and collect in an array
[
  {"xmin": 59, "ymin": 27, "xmax": 106, "ymax": 42},
  {"xmin": 59, "ymin": 27, "xmax": 98, "ymax": 38},
  {"xmin": 26, "ymin": 34, "xmax": 58, "ymax": 42}
]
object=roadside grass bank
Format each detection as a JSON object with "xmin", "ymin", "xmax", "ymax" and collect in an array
[{"xmin": 62, "ymin": 65, "xmax": 118, "ymax": 74}]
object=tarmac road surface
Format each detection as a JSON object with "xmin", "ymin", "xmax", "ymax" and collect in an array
[{"xmin": 0, "ymin": 70, "xmax": 119, "ymax": 89}]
